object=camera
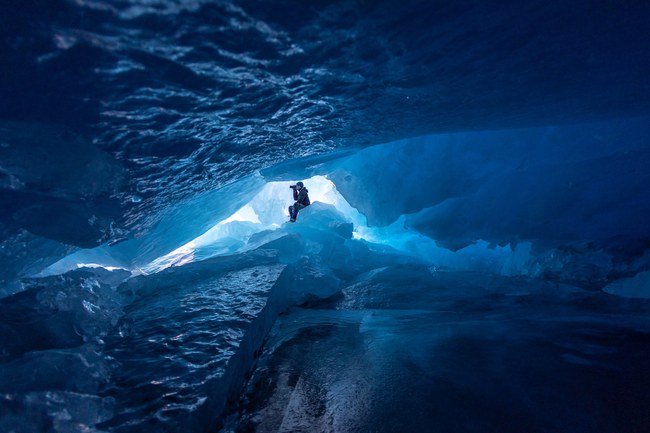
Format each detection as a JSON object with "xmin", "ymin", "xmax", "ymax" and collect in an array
[{"xmin": 289, "ymin": 185, "xmax": 297, "ymax": 189}]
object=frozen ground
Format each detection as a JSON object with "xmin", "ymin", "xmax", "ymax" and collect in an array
[{"xmin": 222, "ymin": 268, "xmax": 650, "ymax": 433}]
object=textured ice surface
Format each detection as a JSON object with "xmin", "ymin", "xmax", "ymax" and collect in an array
[
  {"xmin": 2, "ymin": 1, "xmax": 650, "ymax": 432},
  {"xmin": 0, "ymin": 248, "xmax": 287, "ymax": 433},
  {"xmin": 3, "ymin": 0, "xmax": 650, "ymax": 250},
  {"xmin": 99, "ymin": 259, "xmax": 286, "ymax": 432},
  {"xmin": 0, "ymin": 269, "xmax": 124, "ymax": 433}
]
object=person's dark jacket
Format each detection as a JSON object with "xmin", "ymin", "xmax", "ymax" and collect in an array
[{"xmin": 293, "ymin": 187, "xmax": 310, "ymax": 206}]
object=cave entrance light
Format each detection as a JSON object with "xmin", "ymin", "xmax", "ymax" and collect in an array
[{"xmin": 143, "ymin": 175, "xmax": 368, "ymax": 273}]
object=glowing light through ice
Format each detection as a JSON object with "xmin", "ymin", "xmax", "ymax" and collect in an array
[
  {"xmin": 143, "ymin": 175, "xmax": 367, "ymax": 273},
  {"xmin": 221, "ymin": 204, "xmax": 261, "ymax": 224},
  {"xmin": 38, "ymin": 174, "xmax": 535, "ymax": 279}
]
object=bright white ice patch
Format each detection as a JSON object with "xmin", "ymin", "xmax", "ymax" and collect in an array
[
  {"xmin": 221, "ymin": 204, "xmax": 261, "ymax": 224},
  {"xmin": 76, "ymin": 263, "xmax": 126, "ymax": 272}
]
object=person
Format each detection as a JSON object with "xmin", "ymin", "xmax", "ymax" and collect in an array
[{"xmin": 288, "ymin": 181, "xmax": 310, "ymax": 222}]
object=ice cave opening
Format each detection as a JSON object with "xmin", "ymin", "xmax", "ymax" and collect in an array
[{"xmin": 142, "ymin": 175, "xmax": 369, "ymax": 273}]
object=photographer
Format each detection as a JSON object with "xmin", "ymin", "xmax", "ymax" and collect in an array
[{"xmin": 288, "ymin": 181, "xmax": 310, "ymax": 222}]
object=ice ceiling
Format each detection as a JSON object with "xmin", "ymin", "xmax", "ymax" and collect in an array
[{"xmin": 1, "ymin": 0, "xmax": 650, "ymax": 291}]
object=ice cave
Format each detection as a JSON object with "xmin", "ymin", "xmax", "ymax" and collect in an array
[{"xmin": 1, "ymin": 1, "xmax": 650, "ymax": 432}]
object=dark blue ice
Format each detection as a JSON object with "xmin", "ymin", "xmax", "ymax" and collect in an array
[{"xmin": 1, "ymin": 1, "xmax": 650, "ymax": 432}]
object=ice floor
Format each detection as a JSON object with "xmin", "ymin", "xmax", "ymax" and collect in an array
[{"xmin": 221, "ymin": 269, "xmax": 650, "ymax": 433}]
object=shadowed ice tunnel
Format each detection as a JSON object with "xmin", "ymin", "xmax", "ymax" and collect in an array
[{"xmin": 1, "ymin": 1, "xmax": 650, "ymax": 432}]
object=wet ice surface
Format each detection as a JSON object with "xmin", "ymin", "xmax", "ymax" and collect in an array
[
  {"xmin": 224, "ymin": 269, "xmax": 650, "ymax": 433},
  {"xmin": 98, "ymin": 263, "xmax": 285, "ymax": 432}
]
